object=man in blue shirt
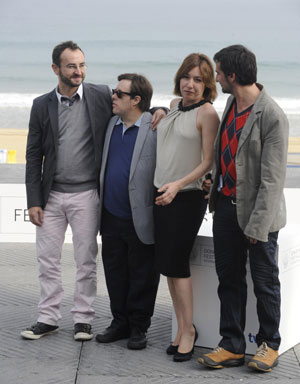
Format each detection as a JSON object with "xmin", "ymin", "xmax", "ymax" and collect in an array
[{"xmin": 96, "ymin": 74, "xmax": 160, "ymax": 350}]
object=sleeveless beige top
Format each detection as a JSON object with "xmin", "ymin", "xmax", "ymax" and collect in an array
[{"xmin": 154, "ymin": 105, "xmax": 203, "ymax": 190}]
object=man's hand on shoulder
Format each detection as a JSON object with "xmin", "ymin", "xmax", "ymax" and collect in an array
[
  {"xmin": 151, "ymin": 108, "xmax": 167, "ymax": 130},
  {"xmin": 29, "ymin": 206, "xmax": 44, "ymax": 226}
]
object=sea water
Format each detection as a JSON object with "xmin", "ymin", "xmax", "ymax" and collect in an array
[{"xmin": 0, "ymin": 40, "xmax": 299, "ymax": 135}]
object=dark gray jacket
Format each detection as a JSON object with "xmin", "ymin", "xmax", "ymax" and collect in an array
[{"xmin": 26, "ymin": 83, "xmax": 112, "ymax": 209}]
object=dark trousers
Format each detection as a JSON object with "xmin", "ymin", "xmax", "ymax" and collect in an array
[
  {"xmin": 101, "ymin": 209, "xmax": 160, "ymax": 333},
  {"xmin": 213, "ymin": 195, "xmax": 281, "ymax": 353}
]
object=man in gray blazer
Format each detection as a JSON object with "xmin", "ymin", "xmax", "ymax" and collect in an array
[
  {"xmin": 95, "ymin": 74, "xmax": 159, "ymax": 350},
  {"xmin": 198, "ymin": 45, "xmax": 289, "ymax": 372},
  {"xmin": 22, "ymin": 41, "xmax": 112, "ymax": 342}
]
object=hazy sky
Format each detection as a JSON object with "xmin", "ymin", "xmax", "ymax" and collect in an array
[{"xmin": 1, "ymin": 0, "xmax": 299, "ymax": 43}]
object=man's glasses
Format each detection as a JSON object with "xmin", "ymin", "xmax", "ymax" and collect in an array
[{"xmin": 112, "ymin": 89, "xmax": 136, "ymax": 98}]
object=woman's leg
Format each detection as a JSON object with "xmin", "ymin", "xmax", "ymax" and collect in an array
[
  {"xmin": 167, "ymin": 277, "xmax": 183, "ymax": 345},
  {"xmin": 170, "ymin": 276, "xmax": 195, "ymax": 353}
]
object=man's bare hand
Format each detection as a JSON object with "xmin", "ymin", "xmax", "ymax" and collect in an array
[
  {"xmin": 246, "ymin": 236, "xmax": 258, "ymax": 245},
  {"xmin": 29, "ymin": 206, "xmax": 44, "ymax": 226},
  {"xmin": 202, "ymin": 178, "xmax": 212, "ymax": 199},
  {"xmin": 151, "ymin": 109, "xmax": 167, "ymax": 130}
]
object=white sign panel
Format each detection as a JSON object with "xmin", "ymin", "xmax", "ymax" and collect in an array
[{"xmin": 0, "ymin": 184, "xmax": 74, "ymax": 242}]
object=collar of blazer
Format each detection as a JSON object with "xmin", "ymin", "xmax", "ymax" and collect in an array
[
  {"xmin": 82, "ymin": 83, "xmax": 96, "ymax": 141},
  {"xmin": 48, "ymin": 89, "xmax": 59, "ymax": 153},
  {"xmin": 129, "ymin": 112, "xmax": 153, "ymax": 181}
]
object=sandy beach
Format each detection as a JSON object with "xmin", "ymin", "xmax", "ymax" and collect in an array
[
  {"xmin": 0, "ymin": 128, "xmax": 300, "ymax": 165},
  {"xmin": 0, "ymin": 129, "xmax": 28, "ymax": 164}
]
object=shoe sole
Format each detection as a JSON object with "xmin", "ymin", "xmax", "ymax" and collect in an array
[
  {"xmin": 20, "ymin": 329, "xmax": 58, "ymax": 340},
  {"xmin": 127, "ymin": 342, "xmax": 147, "ymax": 350},
  {"xmin": 198, "ymin": 357, "xmax": 245, "ymax": 369},
  {"xmin": 248, "ymin": 359, "xmax": 278, "ymax": 372},
  {"xmin": 173, "ymin": 354, "xmax": 193, "ymax": 362},
  {"xmin": 74, "ymin": 332, "xmax": 93, "ymax": 341},
  {"xmin": 96, "ymin": 334, "xmax": 130, "ymax": 343},
  {"xmin": 166, "ymin": 345, "xmax": 179, "ymax": 355}
]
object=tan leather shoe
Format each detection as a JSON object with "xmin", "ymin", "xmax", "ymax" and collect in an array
[
  {"xmin": 198, "ymin": 346, "xmax": 245, "ymax": 369},
  {"xmin": 248, "ymin": 342, "xmax": 279, "ymax": 372}
]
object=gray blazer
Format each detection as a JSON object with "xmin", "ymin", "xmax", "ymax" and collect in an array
[
  {"xmin": 26, "ymin": 83, "xmax": 112, "ymax": 209},
  {"xmin": 209, "ymin": 85, "xmax": 289, "ymax": 242},
  {"xmin": 99, "ymin": 112, "xmax": 156, "ymax": 244}
]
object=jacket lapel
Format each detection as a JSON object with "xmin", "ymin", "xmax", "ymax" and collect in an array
[
  {"xmin": 215, "ymin": 96, "xmax": 234, "ymax": 159},
  {"xmin": 101, "ymin": 116, "xmax": 119, "ymax": 175},
  {"xmin": 236, "ymin": 111, "xmax": 259, "ymax": 153},
  {"xmin": 83, "ymin": 83, "xmax": 96, "ymax": 142},
  {"xmin": 216, "ymin": 93, "xmax": 262, "ymax": 156},
  {"xmin": 237, "ymin": 89, "xmax": 265, "ymax": 154},
  {"xmin": 48, "ymin": 90, "xmax": 59, "ymax": 154},
  {"xmin": 129, "ymin": 114, "xmax": 151, "ymax": 181}
]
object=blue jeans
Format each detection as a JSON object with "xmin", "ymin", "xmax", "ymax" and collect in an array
[{"xmin": 213, "ymin": 194, "xmax": 281, "ymax": 353}]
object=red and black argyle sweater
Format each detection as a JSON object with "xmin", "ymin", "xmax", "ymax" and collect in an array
[{"xmin": 220, "ymin": 102, "xmax": 253, "ymax": 197}]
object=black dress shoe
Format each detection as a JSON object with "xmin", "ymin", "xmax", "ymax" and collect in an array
[
  {"xmin": 95, "ymin": 326, "xmax": 130, "ymax": 343},
  {"xmin": 173, "ymin": 326, "xmax": 198, "ymax": 362},
  {"xmin": 166, "ymin": 344, "xmax": 179, "ymax": 355},
  {"xmin": 127, "ymin": 329, "xmax": 147, "ymax": 350}
]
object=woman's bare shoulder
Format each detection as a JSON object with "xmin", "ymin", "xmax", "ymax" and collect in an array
[
  {"xmin": 170, "ymin": 98, "xmax": 181, "ymax": 109},
  {"xmin": 197, "ymin": 102, "xmax": 220, "ymax": 130},
  {"xmin": 198, "ymin": 102, "xmax": 219, "ymax": 118}
]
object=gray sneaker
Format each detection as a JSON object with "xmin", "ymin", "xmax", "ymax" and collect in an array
[
  {"xmin": 74, "ymin": 323, "xmax": 93, "ymax": 341},
  {"xmin": 21, "ymin": 322, "xmax": 58, "ymax": 340}
]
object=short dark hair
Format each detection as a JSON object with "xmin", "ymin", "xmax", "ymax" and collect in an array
[
  {"xmin": 174, "ymin": 53, "xmax": 217, "ymax": 102},
  {"xmin": 52, "ymin": 40, "xmax": 84, "ymax": 67},
  {"xmin": 213, "ymin": 45, "xmax": 257, "ymax": 85},
  {"xmin": 118, "ymin": 73, "xmax": 153, "ymax": 112}
]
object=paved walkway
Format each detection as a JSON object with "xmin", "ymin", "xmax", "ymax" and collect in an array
[
  {"xmin": 0, "ymin": 242, "xmax": 299, "ymax": 384},
  {"xmin": 1, "ymin": 164, "xmax": 299, "ymax": 383}
]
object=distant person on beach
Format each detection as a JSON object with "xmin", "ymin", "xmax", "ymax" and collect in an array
[
  {"xmin": 21, "ymin": 41, "xmax": 165, "ymax": 341},
  {"xmin": 198, "ymin": 45, "xmax": 289, "ymax": 372},
  {"xmin": 95, "ymin": 74, "xmax": 159, "ymax": 350},
  {"xmin": 153, "ymin": 53, "xmax": 219, "ymax": 362}
]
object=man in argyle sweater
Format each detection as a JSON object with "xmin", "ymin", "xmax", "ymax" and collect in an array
[{"xmin": 198, "ymin": 45, "xmax": 289, "ymax": 373}]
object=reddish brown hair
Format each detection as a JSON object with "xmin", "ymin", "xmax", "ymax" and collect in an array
[{"xmin": 174, "ymin": 53, "xmax": 217, "ymax": 101}]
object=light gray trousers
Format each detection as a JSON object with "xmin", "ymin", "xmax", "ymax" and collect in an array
[{"xmin": 36, "ymin": 189, "xmax": 99, "ymax": 326}]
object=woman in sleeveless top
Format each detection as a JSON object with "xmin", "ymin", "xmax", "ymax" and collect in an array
[{"xmin": 153, "ymin": 53, "xmax": 219, "ymax": 362}]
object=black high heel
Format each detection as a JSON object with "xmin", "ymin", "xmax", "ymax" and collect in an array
[
  {"xmin": 173, "ymin": 326, "xmax": 198, "ymax": 362},
  {"xmin": 166, "ymin": 344, "xmax": 179, "ymax": 355}
]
